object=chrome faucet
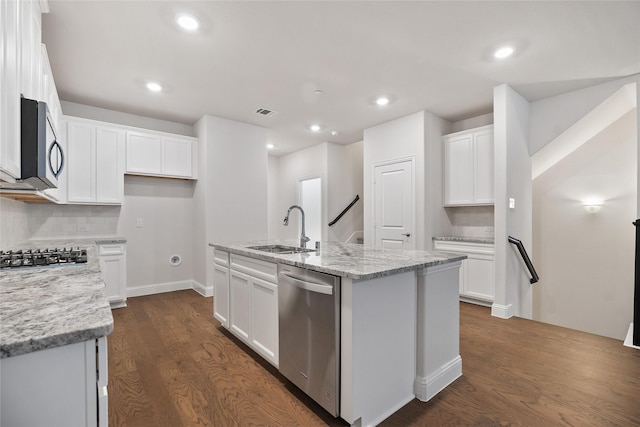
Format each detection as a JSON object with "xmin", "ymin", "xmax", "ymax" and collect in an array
[{"xmin": 283, "ymin": 205, "xmax": 310, "ymax": 248}]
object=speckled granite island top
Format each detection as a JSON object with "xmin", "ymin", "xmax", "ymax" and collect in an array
[
  {"xmin": 0, "ymin": 238, "xmax": 122, "ymax": 358},
  {"xmin": 210, "ymin": 241, "xmax": 466, "ymax": 280}
]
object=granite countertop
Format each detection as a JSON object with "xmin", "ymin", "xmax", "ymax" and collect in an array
[
  {"xmin": 210, "ymin": 241, "xmax": 466, "ymax": 280},
  {"xmin": 433, "ymin": 236, "xmax": 495, "ymax": 244},
  {"xmin": 0, "ymin": 238, "xmax": 119, "ymax": 358}
]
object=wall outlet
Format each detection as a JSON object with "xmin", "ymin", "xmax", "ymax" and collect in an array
[{"xmin": 136, "ymin": 218, "xmax": 144, "ymax": 228}]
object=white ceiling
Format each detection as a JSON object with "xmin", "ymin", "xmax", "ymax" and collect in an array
[{"xmin": 42, "ymin": 1, "xmax": 640, "ymax": 155}]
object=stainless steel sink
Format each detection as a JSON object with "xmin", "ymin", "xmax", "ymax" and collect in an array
[{"xmin": 248, "ymin": 244, "xmax": 315, "ymax": 254}]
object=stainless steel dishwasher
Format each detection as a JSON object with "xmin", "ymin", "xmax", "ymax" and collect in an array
[{"xmin": 278, "ymin": 264, "xmax": 341, "ymax": 417}]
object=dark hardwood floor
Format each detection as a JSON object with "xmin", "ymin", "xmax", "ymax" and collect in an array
[{"xmin": 108, "ymin": 290, "xmax": 640, "ymax": 426}]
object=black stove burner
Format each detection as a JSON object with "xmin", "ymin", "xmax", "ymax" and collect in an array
[{"xmin": 0, "ymin": 247, "xmax": 88, "ymax": 269}]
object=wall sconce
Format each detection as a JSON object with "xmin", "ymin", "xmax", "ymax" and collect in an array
[{"xmin": 583, "ymin": 202, "xmax": 603, "ymax": 213}]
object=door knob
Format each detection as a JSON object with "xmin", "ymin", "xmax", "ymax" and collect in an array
[{"xmin": 402, "ymin": 233, "xmax": 411, "ymax": 237}]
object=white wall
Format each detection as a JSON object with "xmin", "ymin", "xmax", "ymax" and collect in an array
[
  {"xmin": 267, "ymin": 156, "xmax": 280, "ymax": 239},
  {"xmin": 201, "ymin": 114, "xmax": 268, "ymax": 245},
  {"xmin": 532, "ymin": 110, "xmax": 636, "ymax": 339},
  {"xmin": 275, "ymin": 142, "xmax": 328, "ymax": 243},
  {"xmin": 327, "ymin": 141, "xmax": 364, "ymax": 243},
  {"xmin": 363, "ymin": 111, "xmax": 451, "ymax": 250},
  {"xmin": 61, "ymin": 101, "xmax": 195, "ymax": 136},
  {"xmin": 529, "ymin": 75, "xmax": 638, "ymax": 155},
  {"xmin": 117, "ymin": 176, "xmax": 195, "ymax": 290},
  {"xmin": 493, "ymin": 84, "xmax": 533, "ymax": 319},
  {"xmin": 450, "ymin": 112, "xmax": 493, "ymax": 133}
]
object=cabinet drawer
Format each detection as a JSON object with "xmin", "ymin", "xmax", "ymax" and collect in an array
[
  {"xmin": 98, "ymin": 244, "xmax": 125, "ymax": 256},
  {"xmin": 214, "ymin": 249, "xmax": 229, "ymax": 267},
  {"xmin": 230, "ymin": 253, "xmax": 277, "ymax": 284}
]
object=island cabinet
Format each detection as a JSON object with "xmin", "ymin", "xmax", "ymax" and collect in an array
[
  {"xmin": 227, "ymin": 254, "xmax": 279, "ymax": 366},
  {"xmin": 0, "ymin": 337, "xmax": 109, "ymax": 427},
  {"xmin": 98, "ymin": 242, "xmax": 127, "ymax": 308},
  {"xmin": 210, "ymin": 242, "xmax": 464, "ymax": 426},
  {"xmin": 443, "ymin": 125, "xmax": 494, "ymax": 206},
  {"xmin": 66, "ymin": 119, "xmax": 125, "ymax": 205},
  {"xmin": 125, "ymin": 131, "xmax": 197, "ymax": 179},
  {"xmin": 434, "ymin": 239, "xmax": 495, "ymax": 305}
]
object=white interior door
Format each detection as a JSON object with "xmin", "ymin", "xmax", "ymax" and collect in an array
[{"xmin": 374, "ymin": 159, "xmax": 414, "ymax": 249}]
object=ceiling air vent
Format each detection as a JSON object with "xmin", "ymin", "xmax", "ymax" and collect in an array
[{"xmin": 255, "ymin": 107, "xmax": 277, "ymax": 117}]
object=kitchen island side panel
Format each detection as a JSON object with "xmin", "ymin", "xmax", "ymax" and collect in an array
[{"xmin": 340, "ymin": 271, "xmax": 417, "ymax": 426}]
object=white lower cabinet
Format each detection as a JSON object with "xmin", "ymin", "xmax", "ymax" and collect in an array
[
  {"xmin": 0, "ymin": 337, "xmax": 108, "ymax": 427},
  {"xmin": 98, "ymin": 242, "xmax": 127, "ymax": 308},
  {"xmin": 434, "ymin": 240, "xmax": 495, "ymax": 305},
  {"xmin": 216, "ymin": 252, "xmax": 279, "ymax": 367}
]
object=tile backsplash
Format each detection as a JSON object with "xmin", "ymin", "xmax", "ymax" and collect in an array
[
  {"xmin": 445, "ymin": 205, "xmax": 495, "ymax": 238},
  {"xmin": 27, "ymin": 204, "xmax": 121, "ymax": 240},
  {"xmin": 0, "ymin": 198, "xmax": 30, "ymax": 248}
]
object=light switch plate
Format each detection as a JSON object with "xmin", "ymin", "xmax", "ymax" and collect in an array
[{"xmin": 509, "ymin": 198, "xmax": 515, "ymax": 209}]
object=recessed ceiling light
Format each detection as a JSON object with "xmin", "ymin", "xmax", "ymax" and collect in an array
[
  {"xmin": 310, "ymin": 124, "xmax": 321, "ymax": 132},
  {"xmin": 146, "ymin": 81, "xmax": 162, "ymax": 92},
  {"xmin": 375, "ymin": 96, "xmax": 390, "ymax": 106},
  {"xmin": 266, "ymin": 143, "xmax": 274, "ymax": 149},
  {"xmin": 494, "ymin": 46, "xmax": 514, "ymax": 59},
  {"xmin": 176, "ymin": 14, "xmax": 200, "ymax": 31}
]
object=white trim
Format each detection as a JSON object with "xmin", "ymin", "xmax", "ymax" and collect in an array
[
  {"xmin": 491, "ymin": 303, "xmax": 513, "ymax": 319},
  {"xmin": 365, "ymin": 394, "xmax": 415, "ymax": 427},
  {"xmin": 127, "ymin": 280, "xmax": 192, "ymax": 297},
  {"xmin": 623, "ymin": 323, "xmax": 640, "ymax": 350},
  {"xmin": 109, "ymin": 300, "xmax": 127, "ymax": 309},
  {"xmin": 192, "ymin": 279, "xmax": 213, "ymax": 297},
  {"xmin": 413, "ymin": 355, "xmax": 462, "ymax": 402}
]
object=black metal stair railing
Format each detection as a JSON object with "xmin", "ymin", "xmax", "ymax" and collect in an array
[
  {"xmin": 508, "ymin": 236, "xmax": 540, "ymax": 284},
  {"xmin": 328, "ymin": 195, "xmax": 360, "ymax": 227}
]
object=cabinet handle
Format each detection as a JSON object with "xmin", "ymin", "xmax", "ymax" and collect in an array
[{"xmin": 402, "ymin": 233, "xmax": 411, "ymax": 237}]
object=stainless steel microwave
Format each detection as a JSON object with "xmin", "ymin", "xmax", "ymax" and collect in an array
[{"xmin": 20, "ymin": 97, "xmax": 64, "ymax": 190}]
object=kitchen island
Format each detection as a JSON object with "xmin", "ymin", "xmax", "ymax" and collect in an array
[
  {"xmin": 210, "ymin": 241, "xmax": 466, "ymax": 426},
  {"xmin": 0, "ymin": 239, "xmax": 115, "ymax": 426}
]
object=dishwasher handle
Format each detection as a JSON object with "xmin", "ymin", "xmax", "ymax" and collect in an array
[{"xmin": 279, "ymin": 271, "xmax": 334, "ymax": 295}]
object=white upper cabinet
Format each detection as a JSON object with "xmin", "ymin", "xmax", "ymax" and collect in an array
[
  {"xmin": 443, "ymin": 125, "xmax": 494, "ymax": 206},
  {"xmin": 66, "ymin": 119, "xmax": 125, "ymax": 205},
  {"xmin": 126, "ymin": 131, "xmax": 197, "ymax": 179},
  {"xmin": 0, "ymin": 0, "xmax": 22, "ymax": 179}
]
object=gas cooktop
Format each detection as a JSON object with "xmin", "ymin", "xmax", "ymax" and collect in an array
[{"xmin": 1, "ymin": 248, "xmax": 88, "ymax": 269}]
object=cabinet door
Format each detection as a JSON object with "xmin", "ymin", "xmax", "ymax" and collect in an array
[
  {"xmin": 126, "ymin": 132, "xmax": 162, "ymax": 175},
  {"xmin": 444, "ymin": 134, "xmax": 473, "ymax": 206},
  {"xmin": 229, "ymin": 270, "xmax": 251, "ymax": 344},
  {"xmin": 473, "ymin": 130, "xmax": 494, "ymax": 204},
  {"xmin": 0, "ymin": 0, "xmax": 22, "ymax": 179},
  {"xmin": 67, "ymin": 121, "xmax": 97, "ymax": 203},
  {"xmin": 99, "ymin": 244, "xmax": 127, "ymax": 306},
  {"xmin": 251, "ymin": 277, "xmax": 278, "ymax": 365},
  {"xmin": 464, "ymin": 255, "xmax": 495, "ymax": 302},
  {"xmin": 214, "ymin": 264, "xmax": 230, "ymax": 327},
  {"xmin": 96, "ymin": 127, "xmax": 124, "ymax": 204},
  {"xmin": 163, "ymin": 137, "xmax": 192, "ymax": 177}
]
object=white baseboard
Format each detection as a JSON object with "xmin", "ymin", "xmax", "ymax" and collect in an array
[
  {"xmin": 413, "ymin": 355, "xmax": 462, "ymax": 402},
  {"xmin": 127, "ymin": 280, "xmax": 214, "ymax": 298},
  {"xmin": 491, "ymin": 303, "xmax": 513, "ymax": 319},
  {"xmin": 623, "ymin": 323, "xmax": 639, "ymax": 350},
  {"xmin": 192, "ymin": 279, "xmax": 213, "ymax": 297},
  {"xmin": 127, "ymin": 280, "xmax": 193, "ymax": 298}
]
